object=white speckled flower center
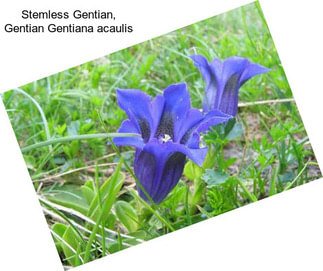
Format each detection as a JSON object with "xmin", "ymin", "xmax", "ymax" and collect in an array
[{"xmin": 159, "ymin": 134, "xmax": 172, "ymax": 143}]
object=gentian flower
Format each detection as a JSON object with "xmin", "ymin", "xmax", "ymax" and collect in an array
[
  {"xmin": 113, "ymin": 83, "xmax": 231, "ymax": 204},
  {"xmin": 190, "ymin": 55, "xmax": 270, "ymax": 116}
]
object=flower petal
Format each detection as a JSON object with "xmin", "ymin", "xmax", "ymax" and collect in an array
[
  {"xmin": 214, "ymin": 57, "xmax": 249, "ymax": 114},
  {"xmin": 178, "ymin": 108, "xmax": 204, "ymax": 144},
  {"xmin": 113, "ymin": 119, "xmax": 144, "ymax": 149},
  {"xmin": 147, "ymin": 141, "xmax": 207, "ymax": 203},
  {"xmin": 190, "ymin": 55, "xmax": 219, "ymax": 111},
  {"xmin": 210, "ymin": 57, "xmax": 223, "ymax": 75},
  {"xmin": 135, "ymin": 149, "xmax": 186, "ymax": 204},
  {"xmin": 150, "ymin": 94, "xmax": 165, "ymax": 138},
  {"xmin": 197, "ymin": 110, "xmax": 233, "ymax": 133},
  {"xmin": 153, "ymin": 152, "xmax": 186, "ymax": 203},
  {"xmin": 167, "ymin": 143, "xmax": 208, "ymax": 167},
  {"xmin": 156, "ymin": 83, "xmax": 191, "ymax": 141},
  {"xmin": 116, "ymin": 88, "xmax": 153, "ymax": 142},
  {"xmin": 218, "ymin": 57, "xmax": 270, "ymax": 115},
  {"xmin": 221, "ymin": 56, "xmax": 249, "ymax": 82},
  {"xmin": 191, "ymin": 55, "xmax": 270, "ymax": 116},
  {"xmin": 218, "ymin": 74, "xmax": 240, "ymax": 116},
  {"xmin": 134, "ymin": 150, "xmax": 157, "ymax": 202},
  {"xmin": 185, "ymin": 131, "xmax": 200, "ymax": 149},
  {"xmin": 240, "ymin": 62, "xmax": 271, "ymax": 85},
  {"xmin": 144, "ymin": 139, "xmax": 207, "ymax": 169},
  {"xmin": 135, "ymin": 139, "xmax": 208, "ymax": 204},
  {"xmin": 190, "ymin": 55, "xmax": 214, "ymax": 88}
]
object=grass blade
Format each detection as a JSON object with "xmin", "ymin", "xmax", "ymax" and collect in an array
[
  {"xmin": 21, "ymin": 133, "xmax": 139, "ymax": 153},
  {"xmin": 14, "ymin": 88, "xmax": 52, "ymax": 151},
  {"xmin": 83, "ymin": 160, "xmax": 124, "ymax": 263}
]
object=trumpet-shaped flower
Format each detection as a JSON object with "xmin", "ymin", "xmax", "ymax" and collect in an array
[
  {"xmin": 190, "ymin": 55, "xmax": 270, "ymax": 116},
  {"xmin": 113, "ymin": 83, "xmax": 231, "ymax": 204}
]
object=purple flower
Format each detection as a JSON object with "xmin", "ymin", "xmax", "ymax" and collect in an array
[
  {"xmin": 190, "ymin": 55, "xmax": 270, "ymax": 116},
  {"xmin": 113, "ymin": 83, "xmax": 231, "ymax": 204}
]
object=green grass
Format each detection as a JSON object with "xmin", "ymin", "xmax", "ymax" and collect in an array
[{"xmin": 1, "ymin": 2, "xmax": 321, "ymax": 269}]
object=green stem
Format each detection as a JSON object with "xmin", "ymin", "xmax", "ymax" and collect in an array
[
  {"xmin": 237, "ymin": 178, "xmax": 258, "ymax": 202},
  {"xmin": 185, "ymin": 186, "xmax": 192, "ymax": 226},
  {"xmin": 21, "ymin": 133, "xmax": 138, "ymax": 153},
  {"xmin": 130, "ymin": 190, "xmax": 175, "ymax": 232},
  {"xmin": 284, "ymin": 161, "xmax": 318, "ymax": 191},
  {"xmin": 94, "ymin": 164, "xmax": 106, "ymax": 256}
]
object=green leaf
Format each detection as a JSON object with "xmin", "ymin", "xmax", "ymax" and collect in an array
[
  {"xmin": 270, "ymin": 124, "xmax": 285, "ymax": 141},
  {"xmin": 161, "ymin": 182, "xmax": 186, "ymax": 214},
  {"xmin": 83, "ymin": 161, "xmax": 125, "ymax": 263},
  {"xmin": 202, "ymin": 150, "xmax": 217, "ymax": 169},
  {"xmin": 87, "ymin": 166, "xmax": 125, "ymax": 223},
  {"xmin": 44, "ymin": 185, "xmax": 89, "ymax": 215},
  {"xmin": 115, "ymin": 201, "xmax": 138, "ymax": 232},
  {"xmin": 191, "ymin": 180, "xmax": 204, "ymax": 207},
  {"xmin": 84, "ymin": 179, "xmax": 94, "ymax": 191},
  {"xmin": 54, "ymin": 123, "xmax": 67, "ymax": 135},
  {"xmin": 184, "ymin": 161, "xmax": 203, "ymax": 181},
  {"xmin": 224, "ymin": 118, "xmax": 236, "ymax": 135},
  {"xmin": 67, "ymin": 120, "xmax": 80, "ymax": 136},
  {"xmin": 202, "ymin": 169, "xmax": 230, "ymax": 187},
  {"xmin": 128, "ymin": 230, "xmax": 147, "ymax": 240},
  {"xmin": 81, "ymin": 185, "xmax": 95, "ymax": 205},
  {"xmin": 226, "ymin": 122, "xmax": 244, "ymax": 140},
  {"xmin": 62, "ymin": 226, "xmax": 82, "ymax": 267},
  {"xmin": 106, "ymin": 212, "xmax": 117, "ymax": 229},
  {"xmin": 224, "ymin": 157, "xmax": 238, "ymax": 168},
  {"xmin": 52, "ymin": 223, "xmax": 67, "ymax": 237},
  {"xmin": 108, "ymin": 242, "xmax": 126, "ymax": 254},
  {"xmin": 52, "ymin": 223, "xmax": 67, "ymax": 253},
  {"xmin": 279, "ymin": 171, "xmax": 296, "ymax": 183},
  {"xmin": 269, "ymin": 167, "xmax": 278, "ymax": 196}
]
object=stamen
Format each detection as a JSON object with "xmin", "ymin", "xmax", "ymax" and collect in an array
[{"xmin": 159, "ymin": 134, "xmax": 172, "ymax": 143}]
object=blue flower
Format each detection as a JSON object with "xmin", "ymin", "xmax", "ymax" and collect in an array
[
  {"xmin": 113, "ymin": 83, "xmax": 231, "ymax": 204},
  {"xmin": 190, "ymin": 55, "xmax": 270, "ymax": 116}
]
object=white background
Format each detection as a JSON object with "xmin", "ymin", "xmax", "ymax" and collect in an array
[{"xmin": 0, "ymin": 0, "xmax": 323, "ymax": 270}]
